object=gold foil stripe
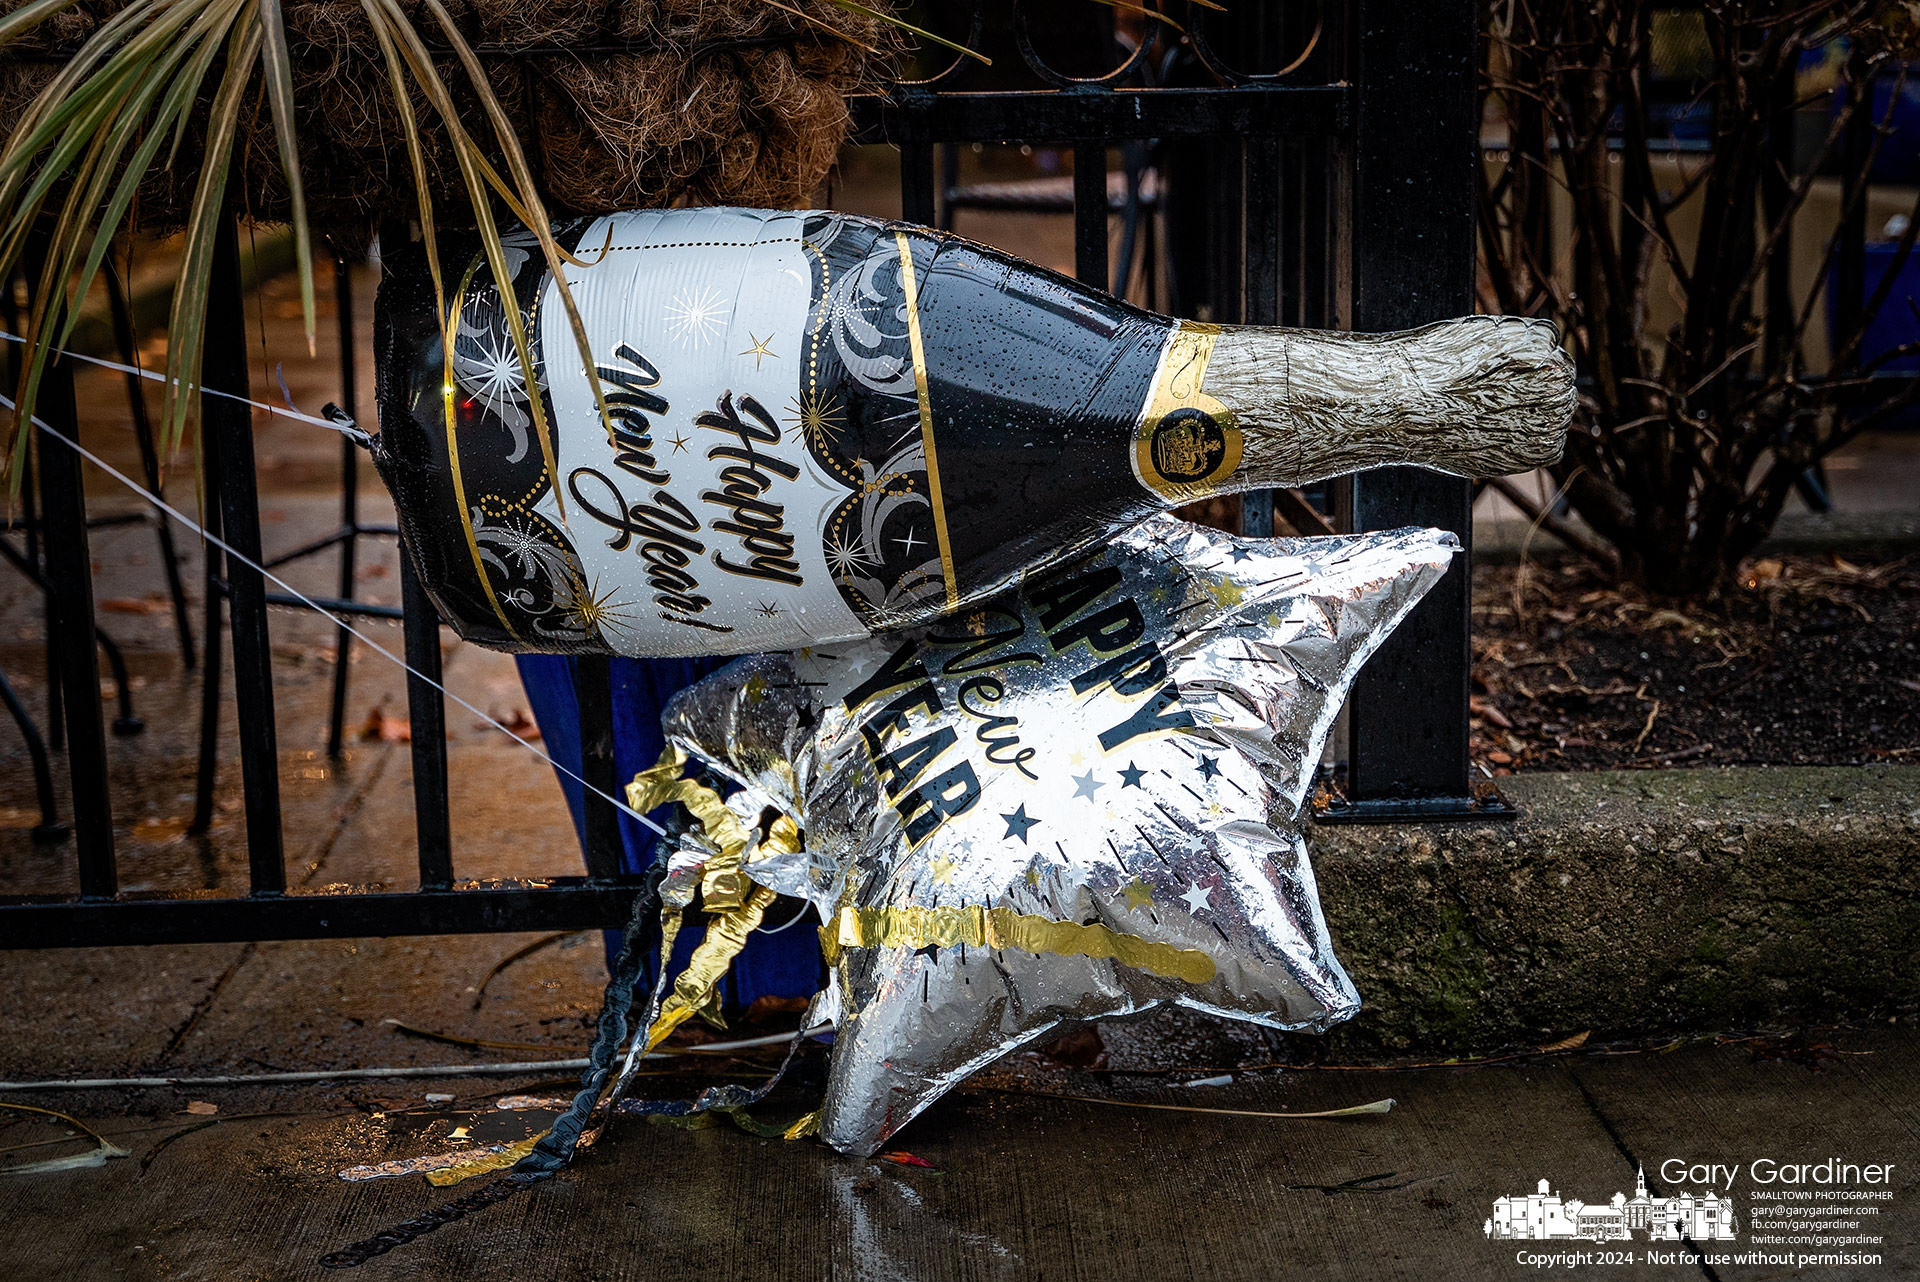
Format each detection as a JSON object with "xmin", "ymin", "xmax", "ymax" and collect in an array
[
  {"xmin": 892, "ymin": 231, "xmax": 960, "ymax": 611},
  {"xmin": 828, "ymin": 905, "xmax": 1217, "ymax": 985},
  {"xmin": 444, "ymin": 256, "xmax": 523, "ymax": 642}
]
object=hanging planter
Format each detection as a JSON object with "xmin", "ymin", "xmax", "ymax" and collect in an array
[{"xmin": 0, "ymin": 0, "xmax": 903, "ymax": 482}]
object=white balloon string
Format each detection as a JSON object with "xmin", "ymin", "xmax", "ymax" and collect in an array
[
  {"xmin": 754, "ymin": 898, "xmax": 817, "ymax": 935},
  {"xmin": 0, "ymin": 330, "xmax": 365, "ymax": 438},
  {"xmin": 7, "ymin": 397, "xmax": 667, "ymax": 837}
]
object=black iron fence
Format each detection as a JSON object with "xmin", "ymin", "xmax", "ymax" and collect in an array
[{"xmin": 2, "ymin": 0, "xmax": 1491, "ymax": 949}]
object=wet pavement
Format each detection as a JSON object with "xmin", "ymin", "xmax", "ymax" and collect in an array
[{"xmin": 0, "ymin": 1025, "xmax": 1913, "ymax": 1280}]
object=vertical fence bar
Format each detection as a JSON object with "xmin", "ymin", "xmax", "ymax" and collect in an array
[
  {"xmin": 1303, "ymin": 130, "xmax": 1330, "ymax": 329},
  {"xmin": 189, "ymin": 379, "xmax": 226, "ymax": 836},
  {"xmin": 27, "ymin": 234, "xmax": 115, "ymax": 895},
  {"xmin": 400, "ymin": 553, "xmax": 453, "ymax": 889},
  {"xmin": 1241, "ymin": 135, "xmax": 1283, "ymax": 538},
  {"xmin": 204, "ymin": 213, "xmax": 287, "ymax": 889},
  {"xmin": 31, "ymin": 447, "xmax": 64, "ymax": 753},
  {"xmin": 1074, "ymin": 140, "xmax": 1108, "ymax": 288},
  {"xmin": 1281, "ymin": 137, "xmax": 1304, "ymax": 328},
  {"xmin": 105, "ymin": 267, "xmax": 195, "ymax": 672},
  {"xmin": 900, "ymin": 111, "xmax": 937, "ymax": 226},
  {"xmin": 574, "ymin": 654, "xmax": 624, "ymax": 884},
  {"xmin": 8, "ymin": 286, "xmax": 66, "ymax": 755},
  {"xmin": 1210, "ymin": 136, "xmax": 1244, "ymax": 325},
  {"xmin": 327, "ymin": 252, "xmax": 359, "ymax": 759},
  {"xmin": 1335, "ymin": 0, "xmax": 1485, "ymax": 818}
]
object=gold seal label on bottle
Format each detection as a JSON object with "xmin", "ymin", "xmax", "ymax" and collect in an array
[{"xmin": 1132, "ymin": 320, "xmax": 1242, "ymax": 502}]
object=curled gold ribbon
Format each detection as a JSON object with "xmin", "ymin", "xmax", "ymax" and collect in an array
[
  {"xmin": 627, "ymin": 748, "xmax": 754, "ymax": 901},
  {"xmin": 644, "ymin": 883, "xmax": 779, "ymax": 1048},
  {"xmin": 627, "ymin": 749, "xmax": 811, "ymax": 1049},
  {"xmin": 828, "ymin": 905, "xmax": 1217, "ymax": 985}
]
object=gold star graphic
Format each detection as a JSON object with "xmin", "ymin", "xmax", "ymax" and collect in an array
[
  {"xmin": 745, "ymin": 674, "xmax": 769, "ymax": 705},
  {"xmin": 1206, "ymin": 576, "xmax": 1246, "ymax": 607},
  {"xmin": 1120, "ymin": 879, "xmax": 1155, "ymax": 912},
  {"xmin": 557, "ymin": 573, "xmax": 635, "ymax": 638},
  {"xmin": 1024, "ymin": 866, "xmax": 1041, "ymax": 887},
  {"xmin": 786, "ymin": 389, "xmax": 847, "ymax": 453},
  {"xmin": 1067, "ymin": 749, "xmax": 1088, "ymax": 768},
  {"xmin": 740, "ymin": 332, "xmax": 777, "ymax": 369},
  {"xmin": 931, "ymin": 858, "xmax": 956, "ymax": 885},
  {"xmin": 668, "ymin": 431, "xmax": 692, "ymax": 454}
]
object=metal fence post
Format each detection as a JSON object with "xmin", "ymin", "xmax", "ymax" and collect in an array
[
  {"xmin": 401, "ymin": 553, "xmax": 454, "ymax": 890},
  {"xmin": 574, "ymin": 655, "xmax": 625, "ymax": 884},
  {"xmin": 204, "ymin": 212, "xmax": 288, "ymax": 887},
  {"xmin": 26, "ymin": 231, "xmax": 116, "ymax": 895},
  {"xmin": 1327, "ymin": 0, "xmax": 1502, "ymax": 821}
]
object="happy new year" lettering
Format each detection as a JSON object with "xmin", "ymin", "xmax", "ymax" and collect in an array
[
  {"xmin": 566, "ymin": 467, "xmax": 729, "ymax": 632},
  {"xmin": 695, "ymin": 391, "xmax": 804, "ymax": 587}
]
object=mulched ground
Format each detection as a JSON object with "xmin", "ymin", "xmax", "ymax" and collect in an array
[{"xmin": 1469, "ymin": 553, "xmax": 1920, "ymax": 773}]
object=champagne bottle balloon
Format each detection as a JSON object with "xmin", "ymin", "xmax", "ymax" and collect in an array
[{"xmin": 372, "ymin": 207, "xmax": 1573, "ymax": 656}]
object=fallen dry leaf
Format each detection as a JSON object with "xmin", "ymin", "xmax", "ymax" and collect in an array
[
  {"xmin": 1538, "ymin": 1031, "xmax": 1590, "ymax": 1053},
  {"xmin": 360, "ymin": 707, "xmax": 412, "ymax": 743},
  {"xmin": 99, "ymin": 595, "xmax": 169, "ymax": 615},
  {"xmin": 131, "ymin": 816, "xmax": 192, "ymax": 845},
  {"xmin": 182, "ymin": 1101, "xmax": 218, "ymax": 1116},
  {"xmin": 876, "ymin": 1151, "xmax": 938, "ymax": 1170},
  {"xmin": 475, "ymin": 708, "xmax": 541, "ymax": 740}
]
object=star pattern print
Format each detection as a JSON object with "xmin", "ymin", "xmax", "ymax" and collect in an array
[
  {"xmin": 659, "ymin": 515, "xmax": 1459, "ymax": 1155},
  {"xmin": 664, "ymin": 287, "xmax": 730, "ymax": 348}
]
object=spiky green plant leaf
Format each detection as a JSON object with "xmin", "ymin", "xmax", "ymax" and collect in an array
[{"xmin": 256, "ymin": 0, "xmax": 315, "ymax": 354}]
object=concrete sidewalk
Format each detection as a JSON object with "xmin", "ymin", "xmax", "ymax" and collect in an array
[{"xmin": 0, "ymin": 1026, "xmax": 1912, "ymax": 1280}]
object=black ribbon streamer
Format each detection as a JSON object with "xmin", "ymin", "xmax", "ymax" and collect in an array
[{"xmin": 317, "ymin": 857, "xmax": 667, "ymax": 1269}]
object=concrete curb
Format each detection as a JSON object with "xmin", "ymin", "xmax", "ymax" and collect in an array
[{"xmin": 1309, "ymin": 765, "xmax": 1920, "ymax": 1053}]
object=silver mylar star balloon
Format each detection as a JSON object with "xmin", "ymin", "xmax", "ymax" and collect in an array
[{"xmin": 659, "ymin": 515, "xmax": 1456, "ymax": 1156}]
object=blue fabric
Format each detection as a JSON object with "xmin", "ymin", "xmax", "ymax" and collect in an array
[{"xmin": 515, "ymin": 654, "xmax": 825, "ymax": 1013}]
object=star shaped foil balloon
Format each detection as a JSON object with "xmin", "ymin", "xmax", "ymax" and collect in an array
[{"xmin": 657, "ymin": 515, "xmax": 1457, "ymax": 1156}]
